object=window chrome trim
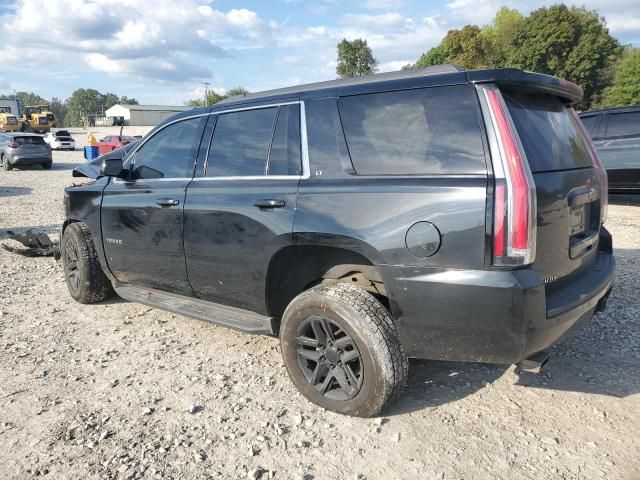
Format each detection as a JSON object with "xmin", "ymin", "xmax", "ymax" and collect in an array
[{"xmin": 116, "ymin": 100, "xmax": 310, "ymax": 184}]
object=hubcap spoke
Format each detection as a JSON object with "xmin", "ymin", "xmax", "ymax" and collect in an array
[
  {"xmin": 333, "ymin": 366, "xmax": 356, "ymax": 397},
  {"xmin": 295, "ymin": 335, "xmax": 319, "ymax": 348},
  {"xmin": 340, "ymin": 349, "xmax": 360, "ymax": 363},
  {"xmin": 296, "ymin": 347, "xmax": 320, "ymax": 362},
  {"xmin": 317, "ymin": 368, "xmax": 334, "ymax": 394},
  {"xmin": 310, "ymin": 362, "xmax": 329, "ymax": 386}
]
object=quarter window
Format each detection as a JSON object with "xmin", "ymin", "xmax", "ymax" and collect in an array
[
  {"xmin": 131, "ymin": 116, "xmax": 206, "ymax": 180},
  {"xmin": 207, "ymin": 107, "xmax": 277, "ymax": 177},
  {"xmin": 605, "ymin": 112, "xmax": 640, "ymax": 138},
  {"xmin": 338, "ymin": 85, "xmax": 486, "ymax": 175}
]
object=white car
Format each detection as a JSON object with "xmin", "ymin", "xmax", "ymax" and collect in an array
[{"xmin": 43, "ymin": 130, "xmax": 75, "ymax": 150}]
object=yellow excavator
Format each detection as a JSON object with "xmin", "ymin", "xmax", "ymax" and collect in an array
[
  {"xmin": 0, "ymin": 106, "xmax": 21, "ymax": 132},
  {"xmin": 21, "ymin": 105, "xmax": 56, "ymax": 133}
]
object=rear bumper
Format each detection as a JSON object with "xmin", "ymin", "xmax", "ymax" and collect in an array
[
  {"xmin": 382, "ymin": 229, "xmax": 615, "ymax": 364},
  {"xmin": 11, "ymin": 155, "xmax": 52, "ymax": 165}
]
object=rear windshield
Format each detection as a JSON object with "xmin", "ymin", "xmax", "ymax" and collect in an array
[
  {"xmin": 15, "ymin": 136, "xmax": 46, "ymax": 145},
  {"xmin": 504, "ymin": 92, "xmax": 593, "ymax": 173},
  {"xmin": 56, "ymin": 130, "xmax": 71, "ymax": 137},
  {"xmin": 338, "ymin": 85, "xmax": 486, "ymax": 175}
]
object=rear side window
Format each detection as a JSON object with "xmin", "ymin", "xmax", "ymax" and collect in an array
[
  {"xmin": 338, "ymin": 85, "xmax": 486, "ymax": 175},
  {"xmin": 15, "ymin": 136, "xmax": 46, "ymax": 145},
  {"xmin": 208, "ymin": 107, "xmax": 277, "ymax": 177},
  {"xmin": 605, "ymin": 112, "xmax": 640, "ymax": 138},
  {"xmin": 504, "ymin": 92, "xmax": 593, "ymax": 173},
  {"xmin": 132, "ymin": 116, "xmax": 206, "ymax": 180},
  {"xmin": 268, "ymin": 104, "xmax": 301, "ymax": 176}
]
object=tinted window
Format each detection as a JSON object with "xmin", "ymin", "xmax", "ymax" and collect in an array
[
  {"xmin": 579, "ymin": 115, "xmax": 599, "ymax": 137},
  {"xmin": 605, "ymin": 112, "xmax": 640, "ymax": 137},
  {"xmin": 15, "ymin": 136, "xmax": 46, "ymax": 145},
  {"xmin": 505, "ymin": 92, "xmax": 593, "ymax": 172},
  {"xmin": 268, "ymin": 104, "xmax": 301, "ymax": 176},
  {"xmin": 338, "ymin": 85, "xmax": 485, "ymax": 175},
  {"xmin": 207, "ymin": 107, "xmax": 277, "ymax": 177},
  {"xmin": 132, "ymin": 116, "xmax": 205, "ymax": 180}
]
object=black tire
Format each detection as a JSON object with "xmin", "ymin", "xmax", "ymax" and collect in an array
[
  {"xmin": 1, "ymin": 154, "xmax": 12, "ymax": 171},
  {"xmin": 280, "ymin": 282, "xmax": 408, "ymax": 417},
  {"xmin": 42, "ymin": 162, "xmax": 52, "ymax": 170},
  {"xmin": 61, "ymin": 223, "xmax": 114, "ymax": 304}
]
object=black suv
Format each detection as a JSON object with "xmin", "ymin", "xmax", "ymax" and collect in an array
[
  {"xmin": 579, "ymin": 105, "xmax": 640, "ymax": 192},
  {"xmin": 62, "ymin": 66, "xmax": 615, "ymax": 417}
]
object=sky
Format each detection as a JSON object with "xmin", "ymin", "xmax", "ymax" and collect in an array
[{"xmin": 0, "ymin": 0, "xmax": 638, "ymax": 105}]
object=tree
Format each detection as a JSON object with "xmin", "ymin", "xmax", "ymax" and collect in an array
[
  {"xmin": 599, "ymin": 48, "xmax": 640, "ymax": 107},
  {"xmin": 481, "ymin": 7, "xmax": 524, "ymax": 66},
  {"xmin": 413, "ymin": 45, "xmax": 448, "ymax": 69},
  {"xmin": 186, "ymin": 87, "xmax": 249, "ymax": 107},
  {"xmin": 336, "ymin": 38, "xmax": 377, "ymax": 78},
  {"xmin": 440, "ymin": 25, "xmax": 489, "ymax": 69},
  {"xmin": 119, "ymin": 96, "xmax": 139, "ymax": 105},
  {"xmin": 507, "ymin": 5, "xmax": 621, "ymax": 108},
  {"xmin": 49, "ymin": 97, "xmax": 67, "ymax": 127}
]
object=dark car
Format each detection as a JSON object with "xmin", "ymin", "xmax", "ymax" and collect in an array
[
  {"xmin": 60, "ymin": 66, "xmax": 614, "ymax": 417},
  {"xmin": 579, "ymin": 105, "xmax": 640, "ymax": 192},
  {"xmin": 0, "ymin": 133, "xmax": 52, "ymax": 170},
  {"xmin": 97, "ymin": 135, "xmax": 138, "ymax": 155}
]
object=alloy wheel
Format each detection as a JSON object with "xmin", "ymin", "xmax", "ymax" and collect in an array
[
  {"xmin": 65, "ymin": 241, "xmax": 80, "ymax": 293},
  {"xmin": 294, "ymin": 315, "xmax": 363, "ymax": 400}
]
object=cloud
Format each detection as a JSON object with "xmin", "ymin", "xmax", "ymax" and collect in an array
[
  {"xmin": 0, "ymin": 0, "xmax": 273, "ymax": 83},
  {"xmin": 364, "ymin": 0, "xmax": 405, "ymax": 8}
]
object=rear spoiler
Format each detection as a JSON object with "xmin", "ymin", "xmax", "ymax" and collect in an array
[{"xmin": 467, "ymin": 68, "xmax": 583, "ymax": 104}]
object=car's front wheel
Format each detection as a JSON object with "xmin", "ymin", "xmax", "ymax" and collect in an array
[
  {"xmin": 280, "ymin": 282, "xmax": 408, "ymax": 417},
  {"xmin": 61, "ymin": 223, "xmax": 114, "ymax": 303}
]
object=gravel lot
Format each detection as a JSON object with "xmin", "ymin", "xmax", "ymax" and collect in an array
[{"xmin": 1, "ymin": 128, "xmax": 639, "ymax": 480}]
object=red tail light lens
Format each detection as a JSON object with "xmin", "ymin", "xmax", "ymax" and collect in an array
[
  {"xmin": 570, "ymin": 109, "xmax": 608, "ymax": 224},
  {"xmin": 480, "ymin": 85, "xmax": 537, "ymax": 266}
]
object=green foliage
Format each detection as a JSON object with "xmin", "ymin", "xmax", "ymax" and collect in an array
[
  {"xmin": 186, "ymin": 87, "xmax": 250, "ymax": 107},
  {"xmin": 598, "ymin": 48, "xmax": 640, "ymax": 107},
  {"xmin": 408, "ymin": 4, "xmax": 623, "ymax": 108},
  {"xmin": 0, "ymin": 91, "xmax": 47, "ymax": 107},
  {"xmin": 507, "ymin": 5, "xmax": 621, "ymax": 108},
  {"xmin": 65, "ymin": 89, "xmax": 140, "ymax": 126},
  {"xmin": 413, "ymin": 45, "xmax": 447, "ymax": 69},
  {"xmin": 49, "ymin": 97, "xmax": 67, "ymax": 127},
  {"xmin": 336, "ymin": 38, "xmax": 377, "ymax": 78},
  {"xmin": 440, "ymin": 25, "xmax": 489, "ymax": 69},
  {"xmin": 481, "ymin": 7, "xmax": 524, "ymax": 65}
]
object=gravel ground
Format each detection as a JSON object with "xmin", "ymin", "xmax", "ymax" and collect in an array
[{"xmin": 0, "ymin": 129, "xmax": 639, "ymax": 480}]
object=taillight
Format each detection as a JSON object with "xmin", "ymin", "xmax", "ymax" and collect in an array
[
  {"xmin": 480, "ymin": 85, "xmax": 537, "ymax": 266},
  {"xmin": 8, "ymin": 142, "xmax": 20, "ymax": 148},
  {"xmin": 570, "ymin": 109, "xmax": 608, "ymax": 224}
]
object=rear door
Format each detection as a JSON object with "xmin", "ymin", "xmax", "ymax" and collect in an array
[
  {"xmin": 101, "ymin": 115, "xmax": 208, "ymax": 295},
  {"xmin": 183, "ymin": 102, "xmax": 302, "ymax": 314},
  {"xmin": 595, "ymin": 111, "xmax": 640, "ymax": 191},
  {"xmin": 503, "ymin": 91, "xmax": 603, "ymax": 293}
]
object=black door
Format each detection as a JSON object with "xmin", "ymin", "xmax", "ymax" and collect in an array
[
  {"xmin": 184, "ymin": 103, "xmax": 303, "ymax": 314},
  {"xmin": 101, "ymin": 115, "xmax": 208, "ymax": 294}
]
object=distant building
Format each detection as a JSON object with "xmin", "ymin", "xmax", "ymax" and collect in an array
[{"xmin": 104, "ymin": 104, "xmax": 191, "ymax": 126}]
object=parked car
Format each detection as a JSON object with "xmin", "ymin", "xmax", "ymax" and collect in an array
[
  {"xmin": 72, "ymin": 141, "xmax": 139, "ymax": 178},
  {"xmin": 61, "ymin": 66, "xmax": 614, "ymax": 417},
  {"xmin": 44, "ymin": 130, "xmax": 76, "ymax": 150},
  {"xmin": 97, "ymin": 135, "xmax": 137, "ymax": 155},
  {"xmin": 0, "ymin": 133, "xmax": 52, "ymax": 170},
  {"xmin": 579, "ymin": 105, "xmax": 640, "ymax": 193}
]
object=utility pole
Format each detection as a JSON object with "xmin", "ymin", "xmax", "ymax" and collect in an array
[{"xmin": 203, "ymin": 82, "xmax": 211, "ymax": 106}]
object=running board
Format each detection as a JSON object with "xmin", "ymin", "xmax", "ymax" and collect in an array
[{"xmin": 113, "ymin": 284, "xmax": 275, "ymax": 335}]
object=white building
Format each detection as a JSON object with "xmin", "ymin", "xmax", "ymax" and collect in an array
[{"xmin": 104, "ymin": 104, "xmax": 191, "ymax": 126}]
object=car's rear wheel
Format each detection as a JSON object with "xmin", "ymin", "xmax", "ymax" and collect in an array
[
  {"xmin": 1, "ymin": 154, "xmax": 12, "ymax": 171},
  {"xmin": 61, "ymin": 222, "xmax": 114, "ymax": 304},
  {"xmin": 280, "ymin": 282, "xmax": 408, "ymax": 417}
]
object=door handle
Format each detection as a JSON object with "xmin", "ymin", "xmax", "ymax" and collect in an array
[
  {"xmin": 156, "ymin": 198, "xmax": 180, "ymax": 207},
  {"xmin": 253, "ymin": 199, "xmax": 285, "ymax": 209}
]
